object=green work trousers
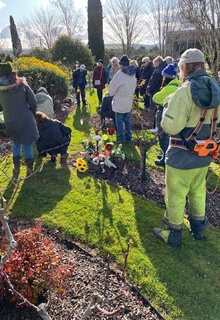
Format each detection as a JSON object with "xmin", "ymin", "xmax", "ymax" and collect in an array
[{"xmin": 163, "ymin": 165, "xmax": 209, "ymax": 229}]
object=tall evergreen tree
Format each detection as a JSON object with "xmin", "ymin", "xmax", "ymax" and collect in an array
[
  {"xmin": 88, "ymin": 0, "xmax": 104, "ymax": 61},
  {"xmin": 10, "ymin": 16, "xmax": 22, "ymax": 57}
]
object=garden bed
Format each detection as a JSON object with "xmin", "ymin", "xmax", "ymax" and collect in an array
[
  {"xmin": 70, "ymin": 158, "xmax": 220, "ymax": 228},
  {"xmin": 0, "ymin": 220, "xmax": 162, "ymax": 320}
]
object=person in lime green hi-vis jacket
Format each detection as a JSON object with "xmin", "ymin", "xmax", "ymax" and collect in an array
[
  {"xmin": 152, "ymin": 62, "xmax": 181, "ymax": 166},
  {"xmin": 153, "ymin": 49, "xmax": 220, "ymax": 247}
]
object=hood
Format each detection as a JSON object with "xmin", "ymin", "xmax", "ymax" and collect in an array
[
  {"xmin": 186, "ymin": 70, "xmax": 220, "ymax": 109},
  {"xmin": 121, "ymin": 65, "xmax": 136, "ymax": 76},
  {"xmin": 37, "ymin": 119, "xmax": 52, "ymax": 130},
  {"xmin": 36, "ymin": 92, "xmax": 47, "ymax": 104}
]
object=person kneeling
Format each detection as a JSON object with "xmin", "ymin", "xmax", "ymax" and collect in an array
[{"xmin": 35, "ymin": 111, "xmax": 72, "ymax": 165}]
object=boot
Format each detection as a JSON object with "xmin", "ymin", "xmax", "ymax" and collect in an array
[
  {"xmin": 13, "ymin": 157, "xmax": 21, "ymax": 174},
  {"xmin": 188, "ymin": 216, "xmax": 208, "ymax": 240},
  {"xmin": 60, "ymin": 153, "xmax": 68, "ymax": 166},
  {"xmin": 25, "ymin": 158, "xmax": 34, "ymax": 176},
  {"xmin": 50, "ymin": 155, "xmax": 57, "ymax": 163},
  {"xmin": 153, "ymin": 225, "xmax": 182, "ymax": 247}
]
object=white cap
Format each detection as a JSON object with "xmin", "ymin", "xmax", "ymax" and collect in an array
[
  {"xmin": 79, "ymin": 64, "xmax": 86, "ymax": 70},
  {"xmin": 178, "ymin": 49, "xmax": 205, "ymax": 66}
]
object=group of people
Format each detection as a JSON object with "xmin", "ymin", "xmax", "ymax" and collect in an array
[
  {"xmin": 0, "ymin": 62, "xmax": 72, "ymax": 176},
  {"xmin": 73, "ymin": 49, "xmax": 220, "ymax": 247},
  {"xmin": 1, "ymin": 47, "xmax": 220, "ymax": 248}
]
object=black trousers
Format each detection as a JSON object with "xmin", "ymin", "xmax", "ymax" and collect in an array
[
  {"xmin": 76, "ymin": 86, "xmax": 86, "ymax": 106},
  {"xmin": 97, "ymin": 89, "xmax": 103, "ymax": 104}
]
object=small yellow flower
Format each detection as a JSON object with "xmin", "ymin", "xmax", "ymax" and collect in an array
[{"xmin": 76, "ymin": 158, "xmax": 88, "ymax": 173}]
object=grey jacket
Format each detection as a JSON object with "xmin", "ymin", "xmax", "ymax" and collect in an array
[{"xmin": 0, "ymin": 82, "xmax": 39, "ymax": 144}]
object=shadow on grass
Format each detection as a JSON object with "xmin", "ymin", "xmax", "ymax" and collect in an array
[
  {"xmin": 132, "ymin": 193, "xmax": 220, "ymax": 319},
  {"xmin": 72, "ymin": 105, "xmax": 91, "ymax": 136},
  {"xmin": 10, "ymin": 162, "xmax": 71, "ymax": 220}
]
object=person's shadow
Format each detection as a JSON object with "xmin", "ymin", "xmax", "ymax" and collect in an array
[
  {"xmin": 72, "ymin": 105, "xmax": 91, "ymax": 136},
  {"xmin": 10, "ymin": 162, "xmax": 71, "ymax": 220}
]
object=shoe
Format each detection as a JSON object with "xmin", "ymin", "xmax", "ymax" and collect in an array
[
  {"xmin": 13, "ymin": 157, "xmax": 21, "ymax": 174},
  {"xmin": 188, "ymin": 216, "xmax": 208, "ymax": 240},
  {"xmin": 150, "ymin": 127, "xmax": 158, "ymax": 134},
  {"xmin": 157, "ymin": 155, "xmax": 163, "ymax": 160},
  {"xmin": 60, "ymin": 153, "xmax": 69, "ymax": 166},
  {"xmin": 153, "ymin": 227, "xmax": 182, "ymax": 247},
  {"xmin": 25, "ymin": 158, "xmax": 34, "ymax": 176},
  {"xmin": 155, "ymin": 159, "xmax": 165, "ymax": 166},
  {"xmin": 115, "ymin": 140, "xmax": 124, "ymax": 145},
  {"xmin": 83, "ymin": 101, "xmax": 87, "ymax": 106},
  {"xmin": 50, "ymin": 155, "xmax": 56, "ymax": 163}
]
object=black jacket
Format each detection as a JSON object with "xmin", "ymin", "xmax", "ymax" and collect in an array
[
  {"xmin": 72, "ymin": 69, "xmax": 87, "ymax": 89},
  {"xmin": 37, "ymin": 119, "xmax": 71, "ymax": 153},
  {"xmin": 147, "ymin": 61, "xmax": 167, "ymax": 96},
  {"xmin": 140, "ymin": 63, "xmax": 154, "ymax": 83},
  {"xmin": 101, "ymin": 96, "xmax": 113, "ymax": 113}
]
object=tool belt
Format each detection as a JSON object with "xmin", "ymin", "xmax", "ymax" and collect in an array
[{"xmin": 170, "ymin": 107, "xmax": 219, "ymax": 158}]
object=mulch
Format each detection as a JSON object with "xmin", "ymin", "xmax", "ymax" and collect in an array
[
  {"xmin": 0, "ymin": 220, "xmax": 162, "ymax": 320},
  {"xmin": 70, "ymin": 157, "xmax": 220, "ymax": 228}
]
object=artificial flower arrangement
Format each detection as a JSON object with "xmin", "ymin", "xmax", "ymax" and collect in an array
[{"xmin": 75, "ymin": 130, "xmax": 125, "ymax": 174}]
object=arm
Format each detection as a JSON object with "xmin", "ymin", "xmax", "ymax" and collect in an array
[
  {"xmin": 60, "ymin": 123, "xmax": 72, "ymax": 135},
  {"xmin": 108, "ymin": 73, "xmax": 120, "ymax": 96},
  {"xmin": 161, "ymin": 87, "xmax": 190, "ymax": 136},
  {"xmin": 147, "ymin": 72, "xmax": 161, "ymax": 94},
  {"xmin": 26, "ymin": 85, "xmax": 38, "ymax": 115},
  {"xmin": 153, "ymin": 86, "xmax": 173, "ymax": 106}
]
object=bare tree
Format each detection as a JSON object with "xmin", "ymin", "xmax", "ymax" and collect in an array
[
  {"xmin": 19, "ymin": 7, "xmax": 59, "ymax": 49},
  {"xmin": 104, "ymin": 0, "xmax": 145, "ymax": 56},
  {"xmin": 145, "ymin": 0, "xmax": 182, "ymax": 56},
  {"xmin": 179, "ymin": 0, "xmax": 220, "ymax": 78},
  {"xmin": 51, "ymin": 0, "xmax": 83, "ymax": 38}
]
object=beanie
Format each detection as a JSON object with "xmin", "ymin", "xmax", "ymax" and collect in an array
[
  {"xmin": 178, "ymin": 49, "xmax": 205, "ymax": 66},
  {"xmin": 162, "ymin": 62, "xmax": 178, "ymax": 79},
  {"xmin": 119, "ymin": 55, "xmax": 129, "ymax": 66}
]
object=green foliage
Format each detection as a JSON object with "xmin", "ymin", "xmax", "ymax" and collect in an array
[
  {"xmin": 9, "ymin": 16, "xmax": 22, "ymax": 57},
  {"xmin": 52, "ymin": 35, "xmax": 94, "ymax": 70},
  {"xmin": 0, "ymin": 52, "xmax": 13, "ymax": 63},
  {"xmin": 88, "ymin": 0, "xmax": 105, "ymax": 60},
  {"xmin": 14, "ymin": 57, "xmax": 69, "ymax": 98},
  {"xmin": 21, "ymin": 48, "xmax": 52, "ymax": 62},
  {"xmin": 0, "ymin": 221, "xmax": 72, "ymax": 305}
]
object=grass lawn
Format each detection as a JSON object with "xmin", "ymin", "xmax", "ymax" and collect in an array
[{"xmin": 0, "ymin": 88, "xmax": 220, "ymax": 320}]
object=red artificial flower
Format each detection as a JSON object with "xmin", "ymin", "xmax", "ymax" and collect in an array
[
  {"xmin": 107, "ymin": 127, "xmax": 115, "ymax": 135},
  {"xmin": 105, "ymin": 142, "xmax": 114, "ymax": 151}
]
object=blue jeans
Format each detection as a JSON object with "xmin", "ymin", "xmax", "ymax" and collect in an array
[
  {"xmin": 115, "ymin": 112, "xmax": 132, "ymax": 143},
  {"xmin": 13, "ymin": 143, "xmax": 34, "ymax": 159}
]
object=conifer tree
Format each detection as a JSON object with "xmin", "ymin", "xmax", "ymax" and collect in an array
[
  {"xmin": 88, "ymin": 0, "xmax": 104, "ymax": 61},
  {"xmin": 10, "ymin": 16, "xmax": 22, "ymax": 57}
]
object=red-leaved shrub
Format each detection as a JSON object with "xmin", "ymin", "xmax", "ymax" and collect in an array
[{"xmin": 0, "ymin": 222, "xmax": 72, "ymax": 305}]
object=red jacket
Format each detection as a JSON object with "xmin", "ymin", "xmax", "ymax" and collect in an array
[{"xmin": 92, "ymin": 66, "xmax": 107, "ymax": 89}]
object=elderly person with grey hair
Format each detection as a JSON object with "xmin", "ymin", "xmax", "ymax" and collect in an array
[
  {"xmin": 110, "ymin": 57, "xmax": 120, "ymax": 80},
  {"xmin": 139, "ymin": 56, "xmax": 154, "ymax": 108}
]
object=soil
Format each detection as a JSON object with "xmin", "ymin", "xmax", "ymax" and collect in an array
[
  {"xmin": 70, "ymin": 157, "xmax": 220, "ymax": 228},
  {"xmin": 0, "ymin": 220, "xmax": 162, "ymax": 320},
  {"xmin": 89, "ymin": 109, "xmax": 155, "ymax": 132}
]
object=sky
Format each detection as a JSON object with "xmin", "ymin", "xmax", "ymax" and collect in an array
[{"xmin": 0, "ymin": 0, "xmax": 90, "ymax": 29}]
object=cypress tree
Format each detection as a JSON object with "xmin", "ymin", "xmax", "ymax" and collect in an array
[
  {"xmin": 10, "ymin": 16, "xmax": 22, "ymax": 57},
  {"xmin": 88, "ymin": 0, "xmax": 104, "ymax": 61}
]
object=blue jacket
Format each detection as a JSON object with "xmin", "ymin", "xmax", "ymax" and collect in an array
[{"xmin": 72, "ymin": 69, "xmax": 87, "ymax": 89}]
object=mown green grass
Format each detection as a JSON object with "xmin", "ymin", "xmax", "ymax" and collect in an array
[{"xmin": 0, "ymin": 89, "xmax": 220, "ymax": 320}]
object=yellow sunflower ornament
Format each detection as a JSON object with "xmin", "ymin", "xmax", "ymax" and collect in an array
[{"xmin": 76, "ymin": 158, "xmax": 88, "ymax": 173}]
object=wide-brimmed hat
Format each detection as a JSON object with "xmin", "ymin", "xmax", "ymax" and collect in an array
[{"xmin": 0, "ymin": 62, "xmax": 17, "ymax": 77}]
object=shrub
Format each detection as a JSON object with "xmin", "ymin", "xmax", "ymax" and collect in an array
[
  {"xmin": 13, "ymin": 57, "xmax": 69, "ymax": 99},
  {"xmin": 20, "ymin": 48, "xmax": 52, "ymax": 62},
  {"xmin": 52, "ymin": 35, "xmax": 94, "ymax": 71},
  {"xmin": 0, "ymin": 222, "xmax": 72, "ymax": 305}
]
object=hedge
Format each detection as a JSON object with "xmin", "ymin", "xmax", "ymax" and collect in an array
[{"xmin": 13, "ymin": 57, "xmax": 69, "ymax": 99}]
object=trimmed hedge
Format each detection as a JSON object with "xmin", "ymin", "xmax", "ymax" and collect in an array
[{"xmin": 13, "ymin": 57, "xmax": 69, "ymax": 99}]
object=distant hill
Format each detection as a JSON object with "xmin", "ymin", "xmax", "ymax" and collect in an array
[{"xmin": 105, "ymin": 43, "xmax": 155, "ymax": 50}]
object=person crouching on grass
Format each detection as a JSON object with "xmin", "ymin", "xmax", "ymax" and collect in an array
[{"xmin": 35, "ymin": 111, "xmax": 72, "ymax": 165}]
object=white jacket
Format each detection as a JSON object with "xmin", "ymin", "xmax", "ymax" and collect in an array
[{"xmin": 108, "ymin": 67, "xmax": 137, "ymax": 114}]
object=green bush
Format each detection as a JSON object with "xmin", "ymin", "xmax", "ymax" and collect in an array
[
  {"xmin": 20, "ymin": 48, "xmax": 52, "ymax": 62},
  {"xmin": 13, "ymin": 57, "xmax": 69, "ymax": 99}
]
